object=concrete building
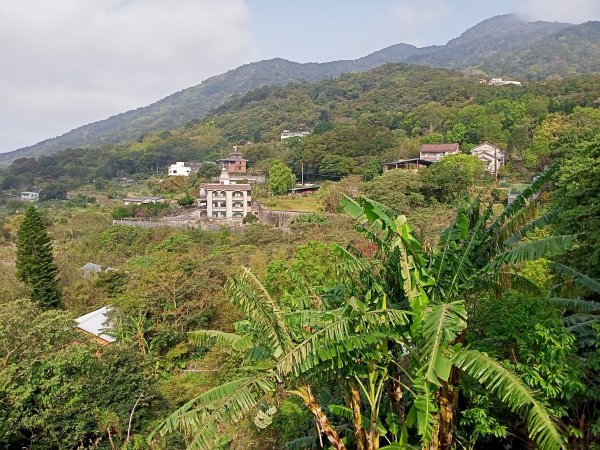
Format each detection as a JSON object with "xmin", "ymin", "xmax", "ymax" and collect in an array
[
  {"xmin": 123, "ymin": 196, "xmax": 164, "ymax": 206},
  {"xmin": 419, "ymin": 143, "xmax": 460, "ymax": 162},
  {"xmin": 488, "ymin": 78, "xmax": 522, "ymax": 86},
  {"xmin": 20, "ymin": 191, "xmax": 39, "ymax": 201},
  {"xmin": 217, "ymin": 147, "xmax": 248, "ymax": 174},
  {"xmin": 168, "ymin": 161, "xmax": 202, "ymax": 176},
  {"xmin": 280, "ymin": 130, "xmax": 311, "ymax": 140},
  {"xmin": 471, "ymin": 142, "xmax": 506, "ymax": 175},
  {"xmin": 199, "ymin": 169, "xmax": 252, "ymax": 220}
]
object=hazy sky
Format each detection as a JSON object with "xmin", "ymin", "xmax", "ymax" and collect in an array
[{"xmin": 1, "ymin": 0, "xmax": 599, "ymax": 153}]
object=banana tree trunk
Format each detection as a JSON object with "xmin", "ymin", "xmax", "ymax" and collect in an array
[
  {"xmin": 438, "ymin": 380, "xmax": 456, "ymax": 450},
  {"xmin": 296, "ymin": 385, "xmax": 347, "ymax": 450},
  {"xmin": 348, "ymin": 380, "xmax": 367, "ymax": 450}
]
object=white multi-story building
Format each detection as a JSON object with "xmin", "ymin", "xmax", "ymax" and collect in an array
[
  {"xmin": 168, "ymin": 161, "xmax": 202, "ymax": 176},
  {"xmin": 198, "ymin": 169, "xmax": 252, "ymax": 220}
]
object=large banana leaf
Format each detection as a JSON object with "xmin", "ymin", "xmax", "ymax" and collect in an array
[
  {"xmin": 420, "ymin": 300, "xmax": 467, "ymax": 384},
  {"xmin": 452, "ymin": 348, "xmax": 567, "ymax": 450}
]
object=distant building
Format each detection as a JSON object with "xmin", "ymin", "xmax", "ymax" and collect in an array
[
  {"xmin": 383, "ymin": 158, "xmax": 435, "ymax": 173},
  {"xmin": 199, "ymin": 169, "xmax": 252, "ymax": 220},
  {"xmin": 123, "ymin": 196, "xmax": 164, "ymax": 206},
  {"xmin": 216, "ymin": 147, "xmax": 248, "ymax": 174},
  {"xmin": 280, "ymin": 130, "xmax": 311, "ymax": 140},
  {"xmin": 287, "ymin": 185, "xmax": 320, "ymax": 196},
  {"xmin": 75, "ymin": 306, "xmax": 115, "ymax": 345},
  {"xmin": 168, "ymin": 161, "xmax": 202, "ymax": 176},
  {"xmin": 81, "ymin": 262, "xmax": 103, "ymax": 278},
  {"xmin": 471, "ymin": 142, "xmax": 506, "ymax": 175},
  {"xmin": 488, "ymin": 78, "xmax": 522, "ymax": 86},
  {"xmin": 419, "ymin": 143, "xmax": 460, "ymax": 162},
  {"xmin": 20, "ymin": 192, "xmax": 39, "ymax": 201}
]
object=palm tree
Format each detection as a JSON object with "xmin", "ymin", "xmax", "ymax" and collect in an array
[{"xmin": 150, "ymin": 168, "xmax": 576, "ymax": 450}]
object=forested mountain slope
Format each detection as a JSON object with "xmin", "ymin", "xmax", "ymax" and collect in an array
[{"xmin": 2, "ymin": 14, "xmax": 600, "ymax": 164}]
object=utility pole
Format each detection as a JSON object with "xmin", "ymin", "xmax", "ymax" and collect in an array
[{"xmin": 301, "ymin": 162, "xmax": 304, "ymax": 186}]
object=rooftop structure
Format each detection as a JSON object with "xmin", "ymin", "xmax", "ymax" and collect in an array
[
  {"xmin": 216, "ymin": 147, "xmax": 248, "ymax": 174},
  {"xmin": 383, "ymin": 158, "xmax": 435, "ymax": 172},
  {"xmin": 75, "ymin": 306, "xmax": 115, "ymax": 344}
]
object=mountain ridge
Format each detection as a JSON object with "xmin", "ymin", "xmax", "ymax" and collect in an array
[{"xmin": 2, "ymin": 13, "xmax": 599, "ymax": 164}]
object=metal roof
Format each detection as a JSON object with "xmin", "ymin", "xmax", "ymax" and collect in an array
[
  {"xmin": 419, "ymin": 143, "xmax": 460, "ymax": 153},
  {"xmin": 75, "ymin": 306, "xmax": 116, "ymax": 343}
]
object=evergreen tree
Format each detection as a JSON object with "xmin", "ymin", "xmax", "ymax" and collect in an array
[{"xmin": 16, "ymin": 206, "xmax": 62, "ymax": 309}]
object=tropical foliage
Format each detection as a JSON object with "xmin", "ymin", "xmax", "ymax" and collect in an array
[{"xmin": 151, "ymin": 169, "xmax": 586, "ymax": 450}]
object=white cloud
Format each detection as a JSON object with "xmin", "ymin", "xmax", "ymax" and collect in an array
[
  {"xmin": 382, "ymin": 0, "xmax": 451, "ymax": 46},
  {"xmin": 517, "ymin": 0, "xmax": 600, "ymax": 23},
  {"xmin": 0, "ymin": 0, "xmax": 257, "ymax": 152}
]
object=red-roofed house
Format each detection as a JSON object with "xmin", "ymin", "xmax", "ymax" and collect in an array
[{"xmin": 419, "ymin": 143, "xmax": 460, "ymax": 162}]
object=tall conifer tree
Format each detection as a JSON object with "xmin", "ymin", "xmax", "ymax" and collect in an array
[{"xmin": 16, "ymin": 206, "xmax": 62, "ymax": 308}]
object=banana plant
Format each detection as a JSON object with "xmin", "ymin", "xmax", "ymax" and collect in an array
[{"xmin": 339, "ymin": 167, "xmax": 575, "ymax": 449}]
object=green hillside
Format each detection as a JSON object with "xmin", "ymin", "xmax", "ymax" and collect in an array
[{"xmin": 2, "ymin": 15, "xmax": 600, "ymax": 164}]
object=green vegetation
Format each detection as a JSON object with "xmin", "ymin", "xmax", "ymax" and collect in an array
[
  {"xmin": 268, "ymin": 161, "xmax": 296, "ymax": 195},
  {"xmin": 0, "ymin": 41, "xmax": 600, "ymax": 450}
]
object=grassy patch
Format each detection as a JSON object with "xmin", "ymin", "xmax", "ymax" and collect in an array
[{"xmin": 261, "ymin": 195, "xmax": 321, "ymax": 212}]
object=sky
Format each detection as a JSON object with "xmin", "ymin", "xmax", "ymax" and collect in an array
[{"xmin": 1, "ymin": 0, "xmax": 599, "ymax": 153}]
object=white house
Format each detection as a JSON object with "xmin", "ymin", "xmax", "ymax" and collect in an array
[
  {"xmin": 280, "ymin": 130, "xmax": 311, "ymax": 140},
  {"xmin": 471, "ymin": 142, "xmax": 506, "ymax": 175},
  {"xmin": 20, "ymin": 192, "xmax": 39, "ymax": 201},
  {"xmin": 168, "ymin": 161, "xmax": 202, "ymax": 176},
  {"xmin": 198, "ymin": 169, "xmax": 252, "ymax": 220},
  {"xmin": 419, "ymin": 143, "xmax": 460, "ymax": 162}
]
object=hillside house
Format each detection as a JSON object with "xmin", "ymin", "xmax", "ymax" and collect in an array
[
  {"xmin": 217, "ymin": 147, "xmax": 248, "ymax": 174},
  {"xmin": 199, "ymin": 169, "xmax": 252, "ymax": 220},
  {"xmin": 20, "ymin": 191, "xmax": 39, "ymax": 201},
  {"xmin": 419, "ymin": 143, "xmax": 460, "ymax": 162},
  {"xmin": 383, "ymin": 158, "xmax": 434, "ymax": 172},
  {"xmin": 168, "ymin": 161, "xmax": 202, "ymax": 176},
  {"xmin": 123, "ymin": 196, "xmax": 164, "ymax": 206},
  {"xmin": 488, "ymin": 78, "xmax": 522, "ymax": 86},
  {"xmin": 471, "ymin": 142, "xmax": 506, "ymax": 175},
  {"xmin": 75, "ymin": 306, "xmax": 115, "ymax": 345},
  {"xmin": 280, "ymin": 130, "xmax": 311, "ymax": 140}
]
